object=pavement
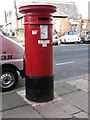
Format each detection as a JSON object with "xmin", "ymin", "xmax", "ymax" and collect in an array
[{"xmin": 0, "ymin": 74, "xmax": 89, "ymax": 119}]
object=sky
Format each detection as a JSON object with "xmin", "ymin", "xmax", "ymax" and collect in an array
[{"xmin": 0, "ymin": 0, "xmax": 89, "ymax": 24}]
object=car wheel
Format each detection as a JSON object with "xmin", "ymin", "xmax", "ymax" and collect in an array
[
  {"xmin": 64, "ymin": 39, "xmax": 66, "ymax": 44},
  {"xmin": 0, "ymin": 67, "xmax": 18, "ymax": 92},
  {"xmin": 55, "ymin": 42, "xmax": 58, "ymax": 45},
  {"xmin": 80, "ymin": 40, "xmax": 83, "ymax": 44},
  {"xmin": 80, "ymin": 38, "xmax": 85, "ymax": 43}
]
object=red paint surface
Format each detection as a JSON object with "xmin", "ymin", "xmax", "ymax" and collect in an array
[{"xmin": 19, "ymin": 4, "xmax": 56, "ymax": 76}]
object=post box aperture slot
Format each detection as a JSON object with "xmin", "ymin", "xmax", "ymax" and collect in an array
[{"xmin": 38, "ymin": 17, "xmax": 49, "ymax": 21}]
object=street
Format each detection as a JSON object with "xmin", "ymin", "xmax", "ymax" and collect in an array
[
  {"xmin": 53, "ymin": 44, "xmax": 88, "ymax": 81},
  {"xmin": 17, "ymin": 44, "xmax": 89, "ymax": 89}
]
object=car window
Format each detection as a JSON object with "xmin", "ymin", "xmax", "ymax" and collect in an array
[
  {"xmin": 68, "ymin": 31, "xmax": 78, "ymax": 35},
  {"xmin": 86, "ymin": 32, "xmax": 90, "ymax": 35}
]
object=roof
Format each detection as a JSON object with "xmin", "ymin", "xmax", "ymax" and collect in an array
[
  {"xmin": 50, "ymin": 2, "xmax": 79, "ymax": 19},
  {"xmin": 53, "ymin": 9, "xmax": 68, "ymax": 18},
  {"xmin": 15, "ymin": 1, "xmax": 79, "ymax": 19}
]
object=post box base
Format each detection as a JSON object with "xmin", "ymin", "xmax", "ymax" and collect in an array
[{"xmin": 25, "ymin": 75, "xmax": 54, "ymax": 102}]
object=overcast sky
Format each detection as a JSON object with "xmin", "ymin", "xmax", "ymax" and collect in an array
[{"xmin": 0, "ymin": 0, "xmax": 89, "ymax": 24}]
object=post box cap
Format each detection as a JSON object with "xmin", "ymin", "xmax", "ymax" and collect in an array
[{"xmin": 19, "ymin": 4, "xmax": 56, "ymax": 14}]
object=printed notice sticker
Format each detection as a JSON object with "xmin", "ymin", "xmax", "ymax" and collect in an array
[
  {"xmin": 38, "ymin": 40, "xmax": 50, "ymax": 47},
  {"xmin": 40, "ymin": 25, "xmax": 48, "ymax": 39}
]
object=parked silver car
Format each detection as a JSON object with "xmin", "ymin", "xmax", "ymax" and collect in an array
[
  {"xmin": 80, "ymin": 31, "xmax": 90, "ymax": 43},
  {"xmin": 60, "ymin": 31, "xmax": 81, "ymax": 44}
]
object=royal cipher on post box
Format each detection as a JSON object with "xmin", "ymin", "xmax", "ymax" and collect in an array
[{"xmin": 19, "ymin": 4, "xmax": 56, "ymax": 102}]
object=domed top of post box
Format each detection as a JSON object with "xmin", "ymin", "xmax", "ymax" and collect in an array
[{"xmin": 19, "ymin": 4, "xmax": 56, "ymax": 14}]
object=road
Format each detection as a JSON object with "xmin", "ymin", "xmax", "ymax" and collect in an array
[
  {"xmin": 53, "ymin": 44, "xmax": 88, "ymax": 81},
  {"xmin": 17, "ymin": 44, "xmax": 89, "ymax": 88}
]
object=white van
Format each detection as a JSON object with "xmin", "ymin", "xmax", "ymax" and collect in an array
[{"xmin": 0, "ymin": 32, "xmax": 24, "ymax": 92}]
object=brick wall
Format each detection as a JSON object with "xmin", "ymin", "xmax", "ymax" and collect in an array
[{"xmin": 60, "ymin": 18, "xmax": 70, "ymax": 35}]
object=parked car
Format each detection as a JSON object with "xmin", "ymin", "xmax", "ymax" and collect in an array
[
  {"xmin": 52, "ymin": 31, "xmax": 59, "ymax": 45},
  {"xmin": 0, "ymin": 32, "xmax": 25, "ymax": 92},
  {"xmin": 60, "ymin": 31, "xmax": 81, "ymax": 44},
  {"xmin": 80, "ymin": 31, "xmax": 90, "ymax": 43}
]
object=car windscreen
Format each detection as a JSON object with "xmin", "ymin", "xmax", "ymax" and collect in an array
[{"xmin": 68, "ymin": 31, "xmax": 78, "ymax": 35}]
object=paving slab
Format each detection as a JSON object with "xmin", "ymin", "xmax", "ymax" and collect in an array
[
  {"xmin": 73, "ymin": 111, "xmax": 88, "ymax": 118},
  {"xmin": 54, "ymin": 99, "xmax": 81, "ymax": 115},
  {"xmin": 2, "ymin": 105, "xmax": 43, "ymax": 118},
  {"xmin": 54, "ymin": 82, "xmax": 79, "ymax": 96},
  {"xmin": 62, "ymin": 91, "xmax": 88, "ymax": 113},
  {"xmin": 2, "ymin": 92, "xmax": 27, "ymax": 111},
  {"xmin": 55, "ymin": 82, "xmax": 79, "ymax": 92},
  {"xmin": 34, "ymin": 102, "xmax": 72, "ymax": 118},
  {"xmin": 55, "ymin": 85, "xmax": 71, "ymax": 96},
  {"xmin": 67, "ymin": 79, "xmax": 88, "ymax": 92}
]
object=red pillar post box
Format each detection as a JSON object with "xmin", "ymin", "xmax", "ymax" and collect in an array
[{"xmin": 19, "ymin": 4, "xmax": 56, "ymax": 102}]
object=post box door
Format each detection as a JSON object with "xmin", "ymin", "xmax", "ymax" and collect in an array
[{"xmin": 25, "ymin": 24, "xmax": 53, "ymax": 76}]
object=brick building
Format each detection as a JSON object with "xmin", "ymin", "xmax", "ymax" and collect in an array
[{"xmin": 51, "ymin": 2, "xmax": 90, "ymax": 36}]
